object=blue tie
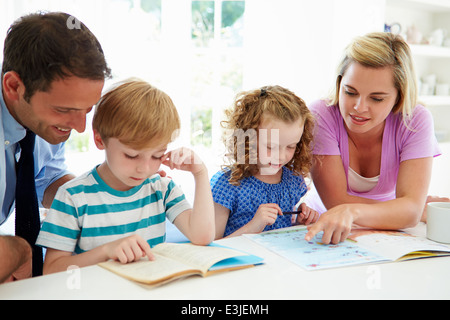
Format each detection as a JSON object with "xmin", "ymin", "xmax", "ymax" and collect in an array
[{"xmin": 15, "ymin": 130, "xmax": 43, "ymax": 277}]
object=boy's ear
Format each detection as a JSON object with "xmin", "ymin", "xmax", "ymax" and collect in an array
[{"xmin": 93, "ymin": 130, "xmax": 106, "ymax": 150}]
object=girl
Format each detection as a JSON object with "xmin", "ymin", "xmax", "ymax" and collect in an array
[{"xmin": 211, "ymin": 85, "xmax": 319, "ymax": 239}]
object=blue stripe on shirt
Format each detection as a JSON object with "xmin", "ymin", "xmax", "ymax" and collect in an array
[
  {"xmin": 80, "ymin": 212, "xmax": 166, "ymax": 238},
  {"xmin": 40, "ymin": 222, "xmax": 79, "ymax": 240}
]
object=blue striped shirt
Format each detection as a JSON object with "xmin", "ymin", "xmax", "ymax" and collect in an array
[{"xmin": 36, "ymin": 167, "xmax": 191, "ymax": 253}]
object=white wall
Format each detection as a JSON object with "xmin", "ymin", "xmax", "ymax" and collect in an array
[{"xmin": 242, "ymin": 0, "xmax": 386, "ymax": 104}]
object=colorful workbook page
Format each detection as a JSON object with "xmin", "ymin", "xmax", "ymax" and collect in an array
[
  {"xmin": 245, "ymin": 227, "xmax": 385, "ymax": 270},
  {"xmin": 245, "ymin": 226, "xmax": 450, "ymax": 270}
]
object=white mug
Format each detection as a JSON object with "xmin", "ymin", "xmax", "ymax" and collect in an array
[{"xmin": 427, "ymin": 202, "xmax": 450, "ymax": 244}]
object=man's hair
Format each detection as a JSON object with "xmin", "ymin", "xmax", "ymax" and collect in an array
[
  {"xmin": 2, "ymin": 11, "xmax": 111, "ymax": 102},
  {"xmin": 93, "ymin": 79, "xmax": 180, "ymax": 150}
]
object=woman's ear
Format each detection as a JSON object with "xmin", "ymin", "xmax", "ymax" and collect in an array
[{"xmin": 93, "ymin": 129, "xmax": 106, "ymax": 150}]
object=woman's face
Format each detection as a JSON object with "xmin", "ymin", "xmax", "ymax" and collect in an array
[{"xmin": 338, "ymin": 62, "xmax": 399, "ymax": 136}]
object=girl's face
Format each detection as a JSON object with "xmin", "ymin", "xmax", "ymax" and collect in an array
[
  {"xmin": 338, "ymin": 62, "xmax": 398, "ymax": 137},
  {"xmin": 94, "ymin": 133, "xmax": 167, "ymax": 191},
  {"xmin": 257, "ymin": 116, "xmax": 304, "ymax": 176}
]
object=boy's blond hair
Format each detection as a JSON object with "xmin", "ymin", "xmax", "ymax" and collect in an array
[{"xmin": 93, "ymin": 79, "xmax": 180, "ymax": 149}]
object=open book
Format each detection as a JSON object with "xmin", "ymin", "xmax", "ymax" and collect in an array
[
  {"xmin": 98, "ymin": 242, "xmax": 263, "ymax": 286},
  {"xmin": 245, "ymin": 226, "xmax": 450, "ymax": 270}
]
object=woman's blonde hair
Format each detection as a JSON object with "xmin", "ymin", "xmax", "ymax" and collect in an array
[
  {"xmin": 93, "ymin": 79, "xmax": 180, "ymax": 149},
  {"xmin": 222, "ymin": 85, "xmax": 314, "ymax": 186},
  {"xmin": 329, "ymin": 32, "xmax": 417, "ymax": 119}
]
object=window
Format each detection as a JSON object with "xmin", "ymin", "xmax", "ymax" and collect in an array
[
  {"xmin": 190, "ymin": 0, "xmax": 245, "ymax": 151},
  {"xmin": 1, "ymin": 0, "xmax": 385, "ymax": 181}
]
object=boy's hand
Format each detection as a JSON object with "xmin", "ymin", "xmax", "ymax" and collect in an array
[
  {"xmin": 248, "ymin": 203, "xmax": 282, "ymax": 233},
  {"xmin": 295, "ymin": 203, "xmax": 319, "ymax": 225},
  {"xmin": 104, "ymin": 234, "xmax": 154, "ymax": 264},
  {"xmin": 162, "ymin": 147, "xmax": 206, "ymax": 176}
]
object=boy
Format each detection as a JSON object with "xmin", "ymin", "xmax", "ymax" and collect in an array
[{"xmin": 36, "ymin": 80, "xmax": 215, "ymax": 274}]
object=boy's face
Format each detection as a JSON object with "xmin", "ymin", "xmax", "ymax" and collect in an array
[{"xmin": 94, "ymin": 134, "xmax": 167, "ymax": 191}]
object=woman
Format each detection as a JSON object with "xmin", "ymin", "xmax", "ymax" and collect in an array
[{"xmin": 306, "ymin": 32, "xmax": 445, "ymax": 244}]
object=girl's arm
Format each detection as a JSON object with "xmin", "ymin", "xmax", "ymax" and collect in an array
[
  {"xmin": 214, "ymin": 202, "xmax": 282, "ymax": 239},
  {"xmin": 308, "ymin": 155, "xmax": 432, "ymax": 244}
]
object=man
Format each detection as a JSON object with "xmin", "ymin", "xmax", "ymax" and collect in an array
[{"xmin": 0, "ymin": 11, "xmax": 111, "ymax": 282}]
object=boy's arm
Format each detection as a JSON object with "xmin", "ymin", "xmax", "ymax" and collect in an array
[
  {"xmin": 163, "ymin": 148, "xmax": 215, "ymax": 245},
  {"xmin": 214, "ymin": 203, "xmax": 230, "ymax": 239},
  {"xmin": 173, "ymin": 164, "xmax": 215, "ymax": 245}
]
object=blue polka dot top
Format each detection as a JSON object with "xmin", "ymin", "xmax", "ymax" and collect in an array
[{"xmin": 210, "ymin": 166, "xmax": 308, "ymax": 237}]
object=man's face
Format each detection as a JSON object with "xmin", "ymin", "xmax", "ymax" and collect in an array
[{"xmin": 15, "ymin": 76, "xmax": 104, "ymax": 144}]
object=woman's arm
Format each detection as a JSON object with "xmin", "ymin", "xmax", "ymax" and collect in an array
[
  {"xmin": 308, "ymin": 156, "xmax": 432, "ymax": 244},
  {"xmin": 311, "ymin": 155, "xmax": 378, "ymax": 209}
]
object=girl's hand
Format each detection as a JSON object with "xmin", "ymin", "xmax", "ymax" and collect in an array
[
  {"xmin": 103, "ymin": 234, "xmax": 154, "ymax": 264},
  {"xmin": 248, "ymin": 203, "xmax": 282, "ymax": 233},
  {"xmin": 295, "ymin": 203, "xmax": 319, "ymax": 225},
  {"xmin": 305, "ymin": 203, "xmax": 356, "ymax": 244},
  {"xmin": 162, "ymin": 147, "xmax": 206, "ymax": 176}
]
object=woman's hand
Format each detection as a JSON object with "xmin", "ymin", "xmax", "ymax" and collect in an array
[
  {"xmin": 421, "ymin": 195, "xmax": 450, "ymax": 222},
  {"xmin": 305, "ymin": 203, "xmax": 358, "ymax": 244}
]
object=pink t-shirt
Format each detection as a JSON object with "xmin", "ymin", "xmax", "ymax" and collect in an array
[{"xmin": 310, "ymin": 99, "xmax": 441, "ymax": 203}]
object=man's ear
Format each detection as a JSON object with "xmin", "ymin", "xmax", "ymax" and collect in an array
[
  {"xmin": 93, "ymin": 129, "xmax": 106, "ymax": 150},
  {"xmin": 2, "ymin": 71, "xmax": 25, "ymax": 103}
]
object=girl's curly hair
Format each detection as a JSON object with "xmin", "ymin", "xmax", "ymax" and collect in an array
[{"xmin": 222, "ymin": 85, "xmax": 315, "ymax": 186}]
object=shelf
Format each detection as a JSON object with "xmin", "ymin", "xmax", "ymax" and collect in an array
[
  {"xmin": 388, "ymin": 0, "xmax": 450, "ymax": 11},
  {"xmin": 419, "ymin": 95, "xmax": 450, "ymax": 106},
  {"xmin": 410, "ymin": 44, "xmax": 450, "ymax": 58}
]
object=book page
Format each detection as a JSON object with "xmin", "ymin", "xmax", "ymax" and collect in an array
[
  {"xmin": 99, "ymin": 253, "xmax": 200, "ymax": 285},
  {"xmin": 99, "ymin": 243, "xmax": 258, "ymax": 285},
  {"xmin": 348, "ymin": 230, "xmax": 450, "ymax": 261},
  {"xmin": 152, "ymin": 243, "xmax": 246, "ymax": 272}
]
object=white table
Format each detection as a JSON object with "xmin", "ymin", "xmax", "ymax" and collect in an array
[{"xmin": 1, "ymin": 223, "xmax": 449, "ymax": 300}]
